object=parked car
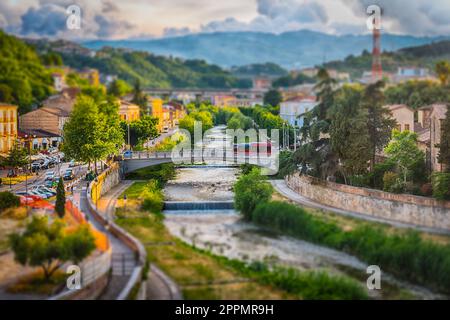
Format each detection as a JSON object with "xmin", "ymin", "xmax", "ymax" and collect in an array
[
  {"xmin": 123, "ymin": 150, "xmax": 133, "ymax": 159},
  {"xmin": 33, "ymin": 186, "xmax": 56, "ymax": 196},
  {"xmin": 31, "ymin": 162, "xmax": 41, "ymax": 172},
  {"xmin": 63, "ymin": 170, "xmax": 75, "ymax": 181},
  {"xmin": 28, "ymin": 190, "xmax": 51, "ymax": 199},
  {"xmin": 44, "ymin": 180, "xmax": 54, "ymax": 188},
  {"xmin": 45, "ymin": 171, "xmax": 56, "ymax": 181}
]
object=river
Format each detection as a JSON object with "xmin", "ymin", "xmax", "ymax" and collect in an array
[{"xmin": 162, "ymin": 126, "xmax": 444, "ymax": 300}]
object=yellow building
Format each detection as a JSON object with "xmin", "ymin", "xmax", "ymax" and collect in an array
[
  {"xmin": 147, "ymin": 97, "xmax": 164, "ymax": 131},
  {"xmin": 0, "ymin": 103, "xmax": 18, "ymax": 155},
  {"xmin": 119, "ymin": 100, "xmax": 140, "ymax": 122}
]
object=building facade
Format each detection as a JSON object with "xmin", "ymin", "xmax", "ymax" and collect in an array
[
  {"xmin": 280, "ymin": 97, "xmax": 318, "ymax": 127},
  {"xmin": 119, "ymin": 100, "xmax": 140, "ymax": 122},
  {"xmin": 386, "ymin": 104, "xmax": 415, "ymax": 132},
  {"xmin": 0, "ymin": 103, "xmax": 18, "ymax": 155}
]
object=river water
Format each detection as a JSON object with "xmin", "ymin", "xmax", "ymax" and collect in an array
[{"xmin": 163, "ymin": 126, "xmax": 444, "ymax": 300}]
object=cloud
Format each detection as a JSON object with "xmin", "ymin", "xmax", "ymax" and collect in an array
[
  {"xmin": 20, "ymin": 4, "xmax": 67, "ymax": 36},
  {"xmin": 343, "ymin": 0, "xmax": 450, "ymax": 36},
  {"xmin": 198, "ymin": 0, "xmax": 330, "ymax": 34},
  {"xmin": 2, "ymin": 0, "xmax": 136, "ymax": 39}
]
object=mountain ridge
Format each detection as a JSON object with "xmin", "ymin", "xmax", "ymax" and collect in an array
[{"xmin": 81, "ymin": 30, "xmax": 450, "ymax": 69}]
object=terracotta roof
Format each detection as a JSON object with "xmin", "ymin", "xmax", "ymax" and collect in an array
[
  {"xmin": 43, "ymin": 92, "xmax": 76, "ymax": 113},
  {"xmin": 18, "ymin": 129, "xmax": 61, "ymax": 138}
]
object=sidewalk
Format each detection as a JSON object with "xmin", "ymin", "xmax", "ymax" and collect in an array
[
  {"xmin": 78, "ymin": 182, "xmax": 136, "ymax": 300},
  {"xmin": 271, "ymin": 179, "xmax": 450, "ymax": 236}
]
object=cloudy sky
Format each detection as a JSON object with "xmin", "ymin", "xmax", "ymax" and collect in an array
[{"xmin": 1, "ymin": 0, "xmax": 450, "ymax": 39}]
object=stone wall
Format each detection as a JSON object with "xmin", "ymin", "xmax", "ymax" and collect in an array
[{"xmin": 285, "ymin": 173, "xmax": 450, "ymax": 231}]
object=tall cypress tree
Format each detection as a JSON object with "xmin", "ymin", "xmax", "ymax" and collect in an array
[
  {"xmin": 438, "ymin": 108, "xmax": 450, "ymax": 172},
  {"xmin": 55, "ymin": 178, "xmax": 66, "ymax": 218}
]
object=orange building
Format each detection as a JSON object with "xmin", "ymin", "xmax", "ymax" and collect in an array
[
  {"xmin": 119, "ymin": 100, "xmax": 140, "ymax": 122},
  {"xmin": 0, "ymin": 103, "xmax": 18, "ymax": 155}
]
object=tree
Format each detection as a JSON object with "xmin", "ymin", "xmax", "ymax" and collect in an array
[
  {"xmin": 329, "ymin": 85, "xmax": 371, "ymax": 181},
  {"xmin": 0, "ymin": 192, "xmax": 20, "ymax": 213},
  {"xmin": 121, "ymin": 116, "xmax": 159, "ymax": 147},
  {"xmin": 55, "ymin": 178, "xmax": 66, "ymax": 218},
  {"xmin": 362, "ymin": 81, "xmax": 396, "ymax": 170},
  {"xmin": 438, "ymin": 108, "xmax": 450, "ymax": 172},
  {"xmin": 435, "ymin": 61, "xmax": 450, "ymax": 86},
  {"xmin": 0, "ymin": 142, "xmax": 28, "ymax": 174},
  {"xmin": 314, "ymin": 68, "xmax": 337, "ymax": 122},
  {"xmin": 63, "ymin": 95, "xmax": 123, "ymax": 173},
  {"xmin": 107, "ymin": 79, "xmax": 132, "ymax": 97},
  {"xmin": 263, "ymin": 89, "xmax": 282, "ymax": 107},
  {"xmin": 384, "ymin": 130, "xmax": 426, "ymax": 183},
  {"xmin": 233, "ymin": 168, "xmax": 273, "ymax": 220},
  {"xmin": 9, "ymin": 216, "xmax": 96, "ymax": 280}
]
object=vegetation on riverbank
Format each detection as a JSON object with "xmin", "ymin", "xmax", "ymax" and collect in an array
[
  {"xmin": 234, "ymin": 170, "xmax": 450, "ymax": 294},
  {"xmin": 125, "ymin": 163, "xmax": 176, "ymax": 182},
  {"xmin": 117, "ymin": 212, "xmax": 367, "ymax": 300},
  {"xmin": 117, "ymin": 164, "xmax": 368, "ymax": 300}
]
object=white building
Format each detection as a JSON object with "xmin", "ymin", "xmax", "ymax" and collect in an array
[{"xmin": 280, "ymin": 97, "xmax": 318, "ymax": 127}]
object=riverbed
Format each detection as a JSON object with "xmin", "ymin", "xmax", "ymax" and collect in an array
[{"xmin": 162, "ymin": 127, "xmax": 444, "ymax": 300}]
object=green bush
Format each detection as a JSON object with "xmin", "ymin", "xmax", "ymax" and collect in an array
[
  {"xmin": 250, "ymin": 201, "xmax": 450, "ymax": 294},
  {"xmin": 432, "ymin": 173, "xmax": 450, "ymax": 200},
  {"xmin": 233, "ymin": 168, "xmax": 273, "ymax": 220},
  {"xmin": 260, "ymin": 268, "xmax": 368, "ymax": 300},
  {"xmin": 0, "ymin": 192, "xmax": 20, "ymax": 213},
  {"xmin": 367, "ymin": 161, "xmax": 395, "ymax": 189},
  {"xmin": 383, "ymin": 171, "xmax": 404, "ymax": 193},
  {"xmin": 141, "ymin": 180, "xmax": 164, "ymax": 213},
  {"xmin": 125, "ymin": 163, "xmax": 175, "ymax": 184}
]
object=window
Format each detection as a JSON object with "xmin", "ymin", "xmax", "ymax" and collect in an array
[{"xmin": 405, "ymin": 124, "xmax": 410, "ymax": 131}]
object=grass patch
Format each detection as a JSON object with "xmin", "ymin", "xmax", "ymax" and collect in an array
[
  {"xmin": 116, "ymin": 214, "xmax": 295, "ymax": 300},
  {"xmin": 125, "ymin": 163, "xmax": 175, "ymax": 183},
  {"xmin": 7, "ymin": 270, "xmax": 66, "ymax": 296}
]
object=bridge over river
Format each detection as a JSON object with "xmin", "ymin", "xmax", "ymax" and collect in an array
[{"xmin": 121, "ymin": 150, "xmax": 277, "ymax": 173}]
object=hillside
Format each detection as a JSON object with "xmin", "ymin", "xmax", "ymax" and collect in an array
[
  {"xmin": 323, "ymin": 40, "xmax": 450, "ymax": 79},
  {"xmin": 231, "ymin": 63, "xmax": 288, "ymax": 78},
  {"xmin": 0, "ymin": 30, "xmax": 53, "ymax": 113},
  {"xmin": 30, "ymin": 39, "xmax": 251, "ymax": 89},
  {"xmin": 82, "ymin": 30, "xmax": 449, "ymax": 69}
]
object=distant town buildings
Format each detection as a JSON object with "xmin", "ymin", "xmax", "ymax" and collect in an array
[
  {"xmin": 280, "ymin": 97, "xmax": 318, "ymax": 127},
  {"xmin": 118, "ymin": 100, "xmax": 140, "ymax": 122},
  {"xmin": 0, "ymin": 103, "xmax": 18, "ymax": 155},
  {"xmin": 252, "ymin": 77, "xmax": 272, "ymax": 90}
]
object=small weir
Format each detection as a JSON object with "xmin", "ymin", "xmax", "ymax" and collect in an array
[{"xmin": 164, "ymin": 201, "xmax": 234, "ymax": 211}]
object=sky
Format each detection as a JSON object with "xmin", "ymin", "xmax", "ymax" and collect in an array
[{"xmin": 1, "ymin": 0, "xmax": 450, "ymax": 40}]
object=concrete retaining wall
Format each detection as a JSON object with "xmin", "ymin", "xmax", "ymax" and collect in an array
[{"xmin": 285, "ymin": 173, "xmax": 450, "ymax": 231}]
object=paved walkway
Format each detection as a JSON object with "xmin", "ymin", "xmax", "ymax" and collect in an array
[
  {"xmin": 78, "ymin": 181, "xmax": 136, "ymax": 300},
  {"xmin": 271, "ymin": 179, "xmax": 450, "ymax": 236},
  {"xmin": 92, "ymin": 180, "xmax": 182, "ymax": 300}
]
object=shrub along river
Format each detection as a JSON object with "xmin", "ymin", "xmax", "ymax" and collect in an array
[{"xmin": 162, "ymin": 126, "xmax": 444, "ymax": 300}]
